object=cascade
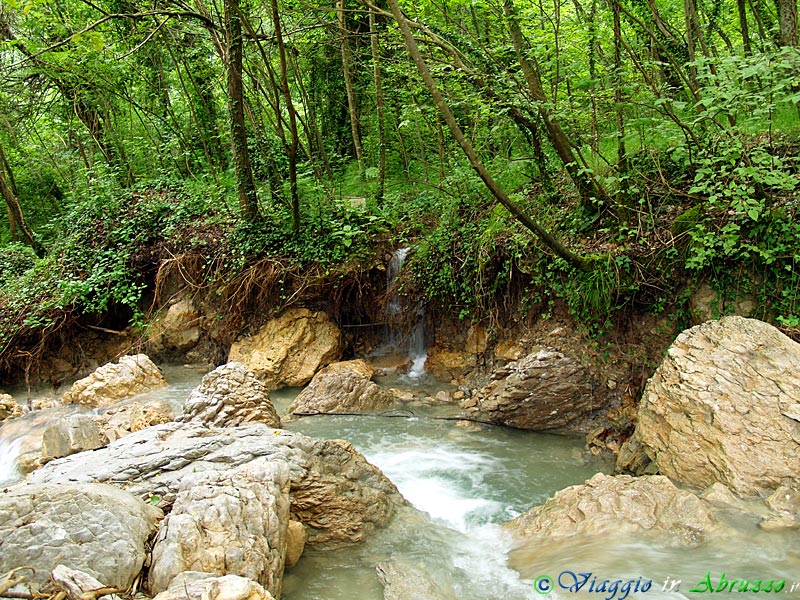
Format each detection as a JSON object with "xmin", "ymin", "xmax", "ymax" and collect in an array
[
  {"xmin": 385, "ymin": 247, "xmax": 427, "ymax": 377},
  {"xmin": 0, "ymin": 437, "xmax": 22, "ymax": 486}
]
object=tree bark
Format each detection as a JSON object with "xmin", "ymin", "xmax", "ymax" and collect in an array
[
  {"xmin": 776, "ymin": 0, "xmax": 798, "ymax": 45},
  {"xmin": 369, "ymin": 8, "xmax": 387, "ymax": 201},
  {"xmin": 386, "ymin": 0, "xmax": 589, "ymax": 271},
  {"xmin": 270, "ymin": 0, "xmax": 301, "ymax": 232},
  {"xmin": 0, "ymin": 145, "xmax": 44, "ymax": 257},
  {"xmin": 339, "ymin": 0, "xmax": 365, "ymax": 179},
  {"xmin": 611, "ymin": 0, "xmax": 627, "ymax": 172},
  {"xmin": 225, "ymin": 0, "xmax": 260, "ymax": 221},
  {"xmin": 737, "ymin": 0, "xmax": 753, "ymax": 54}
]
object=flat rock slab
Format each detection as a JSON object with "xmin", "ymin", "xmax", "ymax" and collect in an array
[
  {"xmin": 0, "ymin": 483, "xmax": 162, "ymax": 591},
  {"xmin": 31, "ymin": 422, "xmax": 403, "ymax": 547}
]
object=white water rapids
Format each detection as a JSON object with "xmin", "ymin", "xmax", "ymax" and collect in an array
[{"xmin": 2, "ymin": 370, "xmax": 798, "ymax": 600}]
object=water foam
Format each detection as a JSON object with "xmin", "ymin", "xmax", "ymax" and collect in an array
[{"xmin": 0, "ymin": 437, "xmax": 22, "ymax": 486}]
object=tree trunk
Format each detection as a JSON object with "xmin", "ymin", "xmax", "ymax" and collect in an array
[
  {"xmin": 0, "ymin": 146, "xmax": 43, "ymax": 257},
  {"xmin": 737, "ymin": 0, "xmax": 753, "ymax": 54},
  {"xmin": 225, "ymin": 0, "xmax": 259, "ymax": 222},
  {"xmin": 369, "ymin": 8, "xmax": 387, "ymax": 201},
  {"xmin": 776, "ymin": 0, "xmax": 799, "ymax": 45},
  {"xmin": 611, "ymin": 0, "xmax": 627, "ymax": 172},
  {"xmin": 386, "ymin": 0, "xmax": 589, "ymax": 271},
  {"xmin": 502, "ymin": 0, "xmax": 609, "ymax": 210},
  {"xmin": 338, "ymin": 0, "xmax": 365, "ymax": 179},
  {"xmin": 270, "ymin": 0, "xmax": 301, "ymax": 232}
]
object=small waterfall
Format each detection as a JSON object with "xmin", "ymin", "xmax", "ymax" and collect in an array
[
  {"xmin": 0, "ymin": 437, "xmax": 22, "ymax": 486},
  {"xmin": 386, "ymin": 247, "xmax": 427, "ymax": 377}
]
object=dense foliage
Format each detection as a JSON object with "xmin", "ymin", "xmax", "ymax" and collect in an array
[{"xmin": 0, "ymin": 0, "xmax": 799, "ymax": 364}]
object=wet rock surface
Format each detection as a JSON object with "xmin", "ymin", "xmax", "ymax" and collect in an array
[
  {"xmin": 506, "ymin": 473, "xmax": 716, "ymax": 548},
  {"xmin": 0, "ymin": 393, "xmax": 23, "ymax": 422},
  {"xmin": 617, "ymin": 317, "xmax": 800, "ymax": 495}
]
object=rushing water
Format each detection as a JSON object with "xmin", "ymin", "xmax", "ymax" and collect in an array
[
  {"xmin": 282, "ymin": 415, "xmax": 610, "ymax": 600},
  {"xmin": 2, "ymin": 364, "xmax": 798, "ymax": 600}
]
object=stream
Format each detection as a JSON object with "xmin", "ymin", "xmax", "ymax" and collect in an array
[{"xmin": 1, "ymin": 368, "xmax": 798, "ymax": 600}]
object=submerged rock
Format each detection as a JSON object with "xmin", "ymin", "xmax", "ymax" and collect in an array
[
  {"xmin": 617, "ymin": 317, "xmax": 800, "ymax": 495},
  {"xmin": 284, "ymin": 520, "xmax": 307, "ymax": 568},
  {"xmin": 506, "ymin": 473, "xmax": 716, "ymax": 548},
  {"xmin": 463, "ymin": 348, "xmax": 594, "ymax": 430},
  {"xmin": 152, "ymin": 572, "xmax": 275, "ymax": 600},
  {"xmin": 180, "ymin": 362, "xmax": 280, "ymax": 428},
  {"xmin": 287, "ymin": 359, "xmax": 394, "ymax": 415},
  {"xmin": 0, "ymin": 483, "xmax": 162, "ymax": 591},
  {"xmin": 377, "ymin": 559, "xmax": 458, "ymax": 600},
  {"xmin": 149, "ymin": 459, "xmax": 289, "ymax": 597},
  {"xmin": 31, "ymin": 421, "xmax": 403, "ymax": 547},
  {"xmin": 62, "ymin": 354, "xmax": 166, "ymax": 407},
  {"xmin": 228, "ymin": 308, "xmax": 342, "ymax": 388}
]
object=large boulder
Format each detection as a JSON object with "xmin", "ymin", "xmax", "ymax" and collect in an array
[
  {"xmin": 152, "ymin": 573, "xmax": 274, "ymax": 600},
  {"xmin": 288, "ymin": 360, "xmax": 395, "ymax": 415},
  {"xmin": 180, "ymin": 363, "xmax": 280, "ymax": 428},
  {"xmin": 149, "ymin": 459, "xmax": 289, "ymax": 597},
  {"xmin": 0, "ymin": 483, "xmax": 162, "ymax": 591},
  {"xmin": 462, "ymin": 348, "xmax": 594, "ymax": 430},
  {"xmin": 62, "ymin": 354, "xmax": 166, "ymax": 407},
  {"xmin": 506, "ymin": 473, "xmax": 716, "ymax": 548},
  {"xmin": 228, "ymin": 309, "xmax": 342, "ymax": 388},
  {"xmin": 148, "ymin": 298, "xmax": 201, "ymax": 356},
  {"xmin": 31, "ymin": 422, "xmax": 403, "ymax": 547},
  {"xmin": 617, "ymin": 317, "xmax": 800, "ymax": 495},
  {"xmin": 0, "ymin": 393, "xmax": 23, "ymax": 422}
]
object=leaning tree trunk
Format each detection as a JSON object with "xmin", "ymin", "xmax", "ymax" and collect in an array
[
  {"xmin": 225, "ymin": 0, "xmax": 260, "ymax": 222},
  {"xmin": 386, "ymin": 0, "xmax": 589, "ymax": 271}
]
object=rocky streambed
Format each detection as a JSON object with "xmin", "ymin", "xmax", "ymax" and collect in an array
[{"xmin": 0, "ymin": 316, "xmax": 799, "ymax": 600}]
